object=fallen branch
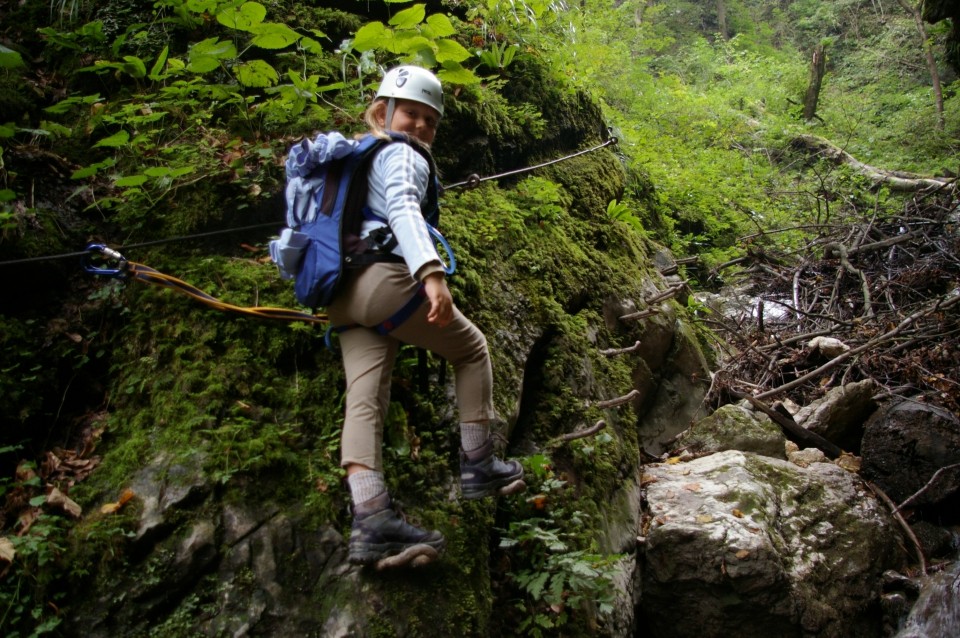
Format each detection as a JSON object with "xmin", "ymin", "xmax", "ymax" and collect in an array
[
  {"xmin": 867, "ymin": 481, "xmax": 928, "ymax": 576},
  {"xmin": 792, "ymin": 134, "xmax": 954, "ymax": 192},
  {"xmin": 729, "ymin": 389, "xmax": 844, "ymax": 458}
]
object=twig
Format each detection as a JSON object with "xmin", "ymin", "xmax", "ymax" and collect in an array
[
  {"xmin": 895, "ymin": 463, "xmax": 960, "ymax": 513},
  {"xmin": 594, "ymin": 389, "xmax": 640, "ymax": 409},
  {"xmin": 867, "ymin": 481, "xmax": 928, "ymax": 576}
]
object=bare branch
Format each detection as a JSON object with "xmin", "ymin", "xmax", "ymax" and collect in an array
[
  {"xmin": 867, "ymin": 481, "xmax": 928, "ymax": 576},
  {"xmin": 895, "ymin": 463, "xmax": 960, "ymax": 514}
]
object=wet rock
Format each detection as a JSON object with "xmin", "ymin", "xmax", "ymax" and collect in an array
[{"xmin": 894, "ymin": 560, "xmax": 960, "ymax": 638}]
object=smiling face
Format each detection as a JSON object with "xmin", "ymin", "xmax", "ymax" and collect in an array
[{"xmin": 380, "ymin": 98, "xmax": 440, "ymax": 146}]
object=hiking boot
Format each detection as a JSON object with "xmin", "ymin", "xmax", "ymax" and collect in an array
[
  {"xmin": 460, "ymin": 438, "xmax": 526, "ymax": 500},
  {"xmin": 347, "ymin": 492, "xmax": 445, "ymax": 566}
]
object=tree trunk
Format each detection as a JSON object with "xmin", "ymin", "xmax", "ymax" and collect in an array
[
  {"xmin": 802, "ymin": 44, "xmax": 826, "ymax": 121},
  {"xmin": 717, "ymin": 0, "xmax": 728, "ymax": 40},
  {"xmin": 898, "ymin": 0, "xmax": 946, "ymax": 130}
]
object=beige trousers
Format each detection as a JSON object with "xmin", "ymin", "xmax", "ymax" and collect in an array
[{"xmin": 327, "ymin": 263, "xmax": 495, "ymax": 471}]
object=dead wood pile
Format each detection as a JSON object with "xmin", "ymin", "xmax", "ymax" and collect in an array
[{"xmin": 702, "ymin": 183, "xmax": 960, "ymax": 415}]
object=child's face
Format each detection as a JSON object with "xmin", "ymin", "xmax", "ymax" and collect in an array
[{"xmin": 387, "ymin": 98, "xmax": 440, "ymax": 146}]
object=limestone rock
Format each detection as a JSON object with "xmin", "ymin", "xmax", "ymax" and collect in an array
[
  {"xmin": 794, "ymin": 379, "xmax": 878, "ymax": 453},
  {"xmin": 640, "ymin": 450, "xmax": 905, "ymax": 638}
]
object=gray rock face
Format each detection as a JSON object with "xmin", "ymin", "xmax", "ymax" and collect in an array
[
  {"xmin": 639, "ymin": 450, "xmax": 905, "ymax": 638},
  {"xmin": 794, "ymin": 379, "xmax": 878, "ymax": 454}
]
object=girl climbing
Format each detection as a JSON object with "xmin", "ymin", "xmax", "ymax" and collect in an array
[{"xmin": 325, "ymin": 65, "xmax": 526, "ymax": 568}]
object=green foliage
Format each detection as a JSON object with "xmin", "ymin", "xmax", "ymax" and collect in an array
[
  {"xmin": 498, "ymin": 455, "xmax": 621, "ymax": 637},
  {"xmin": 0, "ymin": 466, "xmax": 66, "ymax": 638},
  {"xmin": 3, "ymin": 1, "xmax": 959, "ymax": 635},
  {"xmin": 351, "ymin": 3, "xmax": 475, "ymax": 83}
]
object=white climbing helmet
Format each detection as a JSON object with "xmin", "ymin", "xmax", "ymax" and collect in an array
[{"xmin": 375, "ymin": 65, "xmax": 444, "ymax": 117}]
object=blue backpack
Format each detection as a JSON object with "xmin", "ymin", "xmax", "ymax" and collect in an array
[{"xmin": 269, "ymin": 131, "xmax": 439, "ymax": 309}]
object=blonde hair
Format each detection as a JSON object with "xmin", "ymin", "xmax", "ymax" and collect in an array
[
  {"xmin": 362, "ymin": 99, "xmax": 392, "ymax": 141},
  {"xmin": 359, "ymin": 98, "xmax": 432, "ymax": 150}
]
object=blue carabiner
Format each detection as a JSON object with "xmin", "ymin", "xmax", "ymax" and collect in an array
[
  {"xmin": 83, "ymin": 243, "xmax": 129, "ymax": 278},
  {"xmin": 427, "ymin": 226, "xmax": 457, "ymax": 275}
]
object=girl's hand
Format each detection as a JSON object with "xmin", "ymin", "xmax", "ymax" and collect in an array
[{"xmin": 423, "ymin": 272, "xmax": 453, "ymax": 327}]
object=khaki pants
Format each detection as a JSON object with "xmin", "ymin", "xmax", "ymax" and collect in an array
[{"xmin": 328, "ymin": 263, "xmax": 495, "ymax": 471}]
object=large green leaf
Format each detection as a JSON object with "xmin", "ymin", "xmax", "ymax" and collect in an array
[
  {"xmin": 437, "ymin": 63, "xmax": 479, "ymax": 85},
  {"xmin": 389, "ymin": 32, "xmax": 433, "ymax": 55},
  {"xmin": 187, "ymin": 38, "xmax": 237, "ymax": 73},
  {"xmin": 115, "ymin": 174, "xmax": 148, "ymax": 187},
  {"xmin": 389, "ymin": 4, "xmax": 426, "ymax": 29},
  {"xmin": 353, "ymin": 22, "xmax": 388, "ymax": 52},
  {"xmin": 0, "ymin": 45, "xmax": 24, "ymax": 69},
  {"xmin": 121, "ymin": 55, "xmax": 147, "ymax": 79},
  {"xmin": 186, "ymin": 56, "xmax": 220, "ymax": 73},
  {"xmin": 299, "ymin": 35, "xmax": 324, "ymax": 55},
  {"xmin": 235, "ymin": 59, "xmax": 280, "ymax": 87},
  {"xmin": 190, "ymin": 38, "xmax": 238, "ymax": 60},
  {"xmin": 148, "ymin": 46, "xmax": 169, "ymax": 81},
  {"xmin": 217, "ymin": 2, "xmax": 267, "ymax": 31},
  {"xmin": 250, "ymin": 23, "xmax": 300, "ymax": 49},
  {"xmin": 436, "ymin": 38, "xmax": 471, "ymax": 63},
  {"xmin": 424, "ymin": 14, "xmax": 456, "ymax": 38},
  {"xmin": 94, "ymin": 131, "xmax": 130, "ymax": 148}
]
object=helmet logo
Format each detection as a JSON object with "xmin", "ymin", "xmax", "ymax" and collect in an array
[{"xmin": 395, "ymin": 68, "xmax": 409, "ymax": 88}]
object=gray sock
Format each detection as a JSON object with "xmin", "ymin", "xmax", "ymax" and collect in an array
[
  {"xmin": 460, "ymin": 422, "xmax": 490, "ymax": 453},
  {"xmin": 347, "ymin": 470, "xmax": 386, "ymax": 505}
]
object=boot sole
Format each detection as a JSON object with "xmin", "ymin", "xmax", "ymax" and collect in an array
[
  {"xmin": 349, "ymin": 539, "xmax": 445, "ymax": 566},
  {"xmin": 375, "ymin": 544, "xmax": 440, "ymax": 570}
]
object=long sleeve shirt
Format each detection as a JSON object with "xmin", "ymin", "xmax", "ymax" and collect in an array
[{"xmin": 362, "ymin": 142, "xmax": 443, "ymax": 281}]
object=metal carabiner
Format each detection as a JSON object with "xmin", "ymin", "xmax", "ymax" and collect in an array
[{"xmin": 83, "ymin": 243, "xmax": 129, "ymax": 278}]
